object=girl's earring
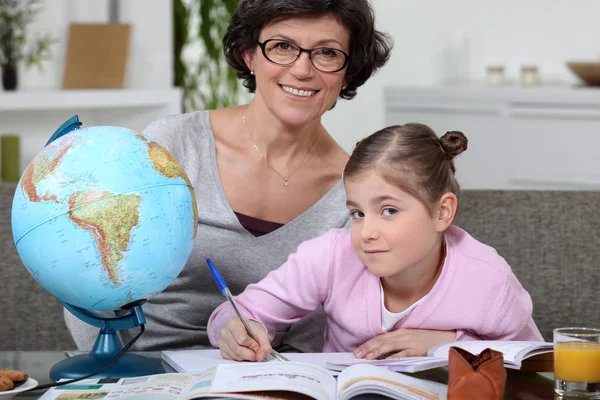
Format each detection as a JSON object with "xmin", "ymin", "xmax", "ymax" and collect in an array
[{"xmin": 250, "ymin": 70, "xmax": 255, "ymax": 75}]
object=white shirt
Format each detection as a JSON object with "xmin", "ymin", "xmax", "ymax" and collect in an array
[{"xmin": 380, "ymin": 281, "xmax": 426, "ymax": 331}]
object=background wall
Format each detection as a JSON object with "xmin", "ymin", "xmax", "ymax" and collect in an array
[
  {"xmin": 1, "ymin": 0, "xmax": 176, "ymax": 173},
  {"xmin": 5, "ymin": 0, "xmax": 600, "ymax": 182},
  {"xmin": 19, "ymin": 0, "xmax": 172, "ymax": 91},
  {"xmin": 19, "ymin": 0, "xmax": 600, "ymax": 148},
  {"xmin": 323, "ymin": 0, "xmax": 600, "ymax": 152}
]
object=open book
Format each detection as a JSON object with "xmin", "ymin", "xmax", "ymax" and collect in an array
[
  {"xmin": 38, "ymin": 363, "xmax": 447, "ymax": 400},
  {"xmin": 326, "ymin": 341, "xmax": 553, "ymax": 373}
]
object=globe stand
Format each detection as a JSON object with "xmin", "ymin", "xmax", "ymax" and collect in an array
[{"xmin": 50, "ymin": 302, "xmax": 165, "ymax": 381}]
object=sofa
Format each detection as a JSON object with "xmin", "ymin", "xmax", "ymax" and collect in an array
[{"xmin": 1, "ymin": 183, "xmax": 599, "ymax": 350}]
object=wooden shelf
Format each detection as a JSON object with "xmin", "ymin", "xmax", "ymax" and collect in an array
[{"xmin": 0, "ymin": 89, "xmax": 182, "ymax": 111}]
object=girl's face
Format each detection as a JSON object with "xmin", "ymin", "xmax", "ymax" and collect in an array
[
  {"xmin": 345, "ymin": 171, "xmax": 451, "ymax": 280},
  {"xmin": 243, "ymin": 14, "xmax": 349, "ymax": 126}
]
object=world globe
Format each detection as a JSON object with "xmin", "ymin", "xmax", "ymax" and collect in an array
[{"xmin": 11, "ymin": 124, "xmax": 197, "ymax": 312}]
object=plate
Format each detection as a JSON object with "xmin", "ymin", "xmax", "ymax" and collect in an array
[{"xmin": 0, "ymin": 378, "xmax": 39, "ymax": 399}]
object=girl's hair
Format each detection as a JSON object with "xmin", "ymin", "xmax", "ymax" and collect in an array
[
  {"xmin": 344, "ymin": 124, "xmax": 468, "ymax": 213},
  {"xmin": 223, "ymin": 0, "xmax": 392, "ymax": 101}
]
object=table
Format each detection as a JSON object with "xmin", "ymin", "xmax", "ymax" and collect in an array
[
  {"xmin": 0, "ymin": 351, "xmax": 562, "ymax": 399},
  {"xmin": 0, "ymin": 351, "xmax": 173, "ymax": 399}
]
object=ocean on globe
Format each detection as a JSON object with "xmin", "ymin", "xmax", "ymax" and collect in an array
[{"xmin": 11, "ymin": 126, "xmax": 198, "ymax": 311}]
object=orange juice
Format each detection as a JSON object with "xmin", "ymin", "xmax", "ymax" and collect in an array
[{"xmin": 554, "ymin": 342, "xmax": 600, "ymax": 383}]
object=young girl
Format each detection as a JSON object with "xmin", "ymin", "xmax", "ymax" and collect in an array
[{"xmin": 207, "ymin": 124, "xmax": 543, "ymax": 362}]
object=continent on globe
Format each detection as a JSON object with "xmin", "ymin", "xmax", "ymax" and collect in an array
[
  {"xmin": 68, "ymin": 190, "xmax": 141, "ymax": 286},
  {"xmin": 20, "ymin": 136, "xmax": 84, "ymax": 203},
  {"xmin": 12, "ymin": 125, "xmax": 197, "ymax": 311},
  {"xmin": 146, "ymin": 141, "xmax": 198, "ymax": 238}
]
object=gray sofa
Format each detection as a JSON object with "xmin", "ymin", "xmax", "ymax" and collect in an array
[{"xmin": 1, "ymin": 183, "xmax": 599, "ymax": 350}]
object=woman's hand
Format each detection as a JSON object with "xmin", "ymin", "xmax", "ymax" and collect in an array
[
  {"xmin": 354, "ymin": 329, "xmax": 456, "ymax": 359},
  {"xmin": 218, "ymin": 318, "xmax": 272, "ymax": 362}
]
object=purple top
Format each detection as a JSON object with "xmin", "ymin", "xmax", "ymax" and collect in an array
[{"xmin": 234, "ymin": 212, "xmax": 284, "ymax": 237}]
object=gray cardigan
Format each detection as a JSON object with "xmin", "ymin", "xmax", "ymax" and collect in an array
[{"xmin": 64, "ymin": 111, "xmax": 350, "ymax": 352}]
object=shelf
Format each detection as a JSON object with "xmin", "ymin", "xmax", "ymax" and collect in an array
[
  {"xmin": 385, "ymin": 84, "xmax": 600, "ymax": 107},
  {"xmin": 0, "ymin": 88, "xmax": 182, "ymax": 111}
]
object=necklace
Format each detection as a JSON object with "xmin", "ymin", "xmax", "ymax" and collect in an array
[{"xmin": 241, "ymin": 111, "xmax": 322, "ymax": 187}]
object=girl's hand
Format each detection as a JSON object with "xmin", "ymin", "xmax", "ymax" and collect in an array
[
  {"xmin": 218, "ymin": 318, "xmax": 272, "ymax": 362},
  {"xmin": 354, "ymin": 329, "xmax": 456, "ymax": 359}
]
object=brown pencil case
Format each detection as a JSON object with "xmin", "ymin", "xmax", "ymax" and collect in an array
[{"xmin": 447, "ymin": 346, "xmax": 507, "ymax": 400}]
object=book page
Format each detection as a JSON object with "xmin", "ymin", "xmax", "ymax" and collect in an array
[
  {"xmin": 325, "ymin": 355, "xmax": 448, "ymax": 373},
  {"xmin": 162, "ymin": 349, "xmax": 341, "ymax": 375},
  {"xmin": 336, "ymin": 364, "xmax": 447, "ymax": 400},
  {"xmin": 429, "ymin": 341, "xmax": 553, "ymax": 367},
  {"xmin": 37, "ymin": 373, "xmax": 197, "ymax": 400},
  {"xmin": 197, "ymin": 362, "xmax": 337, "ymax": 400},
  {"xmin": 162, "ymin": 349, "xmax": 238, "ymax": 373}
]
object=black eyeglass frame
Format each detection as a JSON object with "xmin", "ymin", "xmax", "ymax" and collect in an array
[{"xmin": 256, "ymin": 39, "xmax": 350, "ymax": 73}]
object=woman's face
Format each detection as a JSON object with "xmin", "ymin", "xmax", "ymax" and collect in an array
[{"xmin": 245, "ymin": 14, "xmax": 350, "ymax": 126}]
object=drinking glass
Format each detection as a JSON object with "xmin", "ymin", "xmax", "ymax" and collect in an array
[{"xmin": 554, "ymin": 327, "xmax": 600, "ymax": 398}]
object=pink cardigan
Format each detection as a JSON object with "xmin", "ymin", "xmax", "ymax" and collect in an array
[{"xmin": 208, "ymin": 226, "xmax": 543, "ymax": 352}]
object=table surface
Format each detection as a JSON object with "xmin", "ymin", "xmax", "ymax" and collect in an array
[
  {"xmin": 0, "ymin": 351, "xmax": 172, "ymax": 399},
  {"xmin": 0, "ymin": 350, "xmax": 564, "ymax": 400}
]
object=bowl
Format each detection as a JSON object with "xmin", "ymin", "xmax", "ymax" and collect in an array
[
  {"xmin": 567, "ymin": 61, "xmax": 600, "ymax": 86},
  {"xmin": 0, "ymin": 378, "xmax": 38, "ymax": 399}
]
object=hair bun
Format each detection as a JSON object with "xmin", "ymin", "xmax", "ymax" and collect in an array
[{"xmin": 440, "ymin": 131, "xmax": 468, "ymax": 160}]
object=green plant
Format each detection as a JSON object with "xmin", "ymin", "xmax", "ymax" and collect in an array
[
  {"xmin": 174, "ymin": 0, "xmax": 242, "ymax": 112},
  {"xmin": 0, "ymin": 0, "xmax": 55, "ymax": 68}
]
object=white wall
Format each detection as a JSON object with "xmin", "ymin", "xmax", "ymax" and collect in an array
[
  {"xmin": 323, "ymin": 0, "xmax": 600, "ymax": 152},
  {"xmin": 0, "ymin": 1, "xmax": 175, "ymax": 174},
  {"xmin": 10, "ymin": 0, "xmax": 600, "ymax": 155},
  {"xmin": 19, "ymin": 0, "xmax": 172, "ymax": 90}
]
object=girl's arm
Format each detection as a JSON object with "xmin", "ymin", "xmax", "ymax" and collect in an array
[
  {"xmin": 481, "ymin": 274, "xmax": 544, "ymax": 341},
  {"xmin": 207, "ymin": 230, "xmax": 337, "ymax": 346}
]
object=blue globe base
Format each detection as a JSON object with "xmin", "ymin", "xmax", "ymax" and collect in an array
[
  {"xmin": 50, "ymin": 352, "xmax": 165, "ymax": 381},
  {"xmin": 53, "ymin": 303, "xmax": 165, "ymax": 382}
]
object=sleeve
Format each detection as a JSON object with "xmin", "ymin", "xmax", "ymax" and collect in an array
[
  {"xmin": 140, "ymin": 116, "xmax": 179, "ymax": 152},
  {"xmin": 207, "ymin": 231, "xmax": 337, "ymax": 346},
  {"xmin": 139, "ymin": 113, "xmax": 202, "ymax": 159},
  {"xmin": 481, "ymin": 274, "xmax": 544, "ymax": 341},
  {"xmin": 455, "ymin": 329, "xmax": 483, "ymax": 341}
]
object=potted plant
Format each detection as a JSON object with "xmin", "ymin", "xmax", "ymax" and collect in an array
[
  {"xmin": 174, "ymin": 0, "xmax": 242, "ymax": 111},
  {"xmin": 0, "ymin": 0, "xmax": 55, "ymax": 91}
]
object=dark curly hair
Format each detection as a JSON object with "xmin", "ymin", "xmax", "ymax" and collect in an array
[{"xmin": 223, "ymin": 0, "xmax": 393, "ymax": 101}]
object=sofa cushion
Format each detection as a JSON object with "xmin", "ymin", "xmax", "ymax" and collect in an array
[
  {"xmin": 456, "ymin": 190, "xmax": 600, "ymax": 341},
  {"xmin": 0, "ymin": 183, "xmax": 75, "ymax": 350},
  {"xmin": 1, "ymin": 184, "xmax": 598, "ymax": 348}
]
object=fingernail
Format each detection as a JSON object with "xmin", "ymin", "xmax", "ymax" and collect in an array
[{"xmin": 354, "ymin": 350, "xmax": 362, "ymax": 358}]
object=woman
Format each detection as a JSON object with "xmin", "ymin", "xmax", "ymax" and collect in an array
[{"xmin": 66, "ymin": 0, "xmax": 392, "ymax": 352}]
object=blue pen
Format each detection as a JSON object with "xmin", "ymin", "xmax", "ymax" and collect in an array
[{"xmin": 207, "ymin": 258, "xmax": 289, "ymax": 362}]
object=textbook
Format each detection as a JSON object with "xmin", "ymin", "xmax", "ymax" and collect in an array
[
  {"xmin": 162, "ymin": 349, "xmax": 341, "ymax": 374},
  {"xmin": 162, "ymin": 341, "xmax": 553, "ymax": 377},
  {"xmin": 38, "ymin": 363, "xmax": 447, "ymax": 400},
  {"xmin": 325, "ymin": 341, "xmax": 554, "ymax": 373}
]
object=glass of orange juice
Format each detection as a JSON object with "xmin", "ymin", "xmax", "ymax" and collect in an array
[{"xmin": 554, "ymin": 327, "xmax": 600, "ymax": 398}]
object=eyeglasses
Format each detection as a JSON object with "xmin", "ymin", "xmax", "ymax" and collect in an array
[{"xmin": 256, "ymin": 39, "xmax": 349, "ymax": 73}]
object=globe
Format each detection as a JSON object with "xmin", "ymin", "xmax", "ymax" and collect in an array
[{"xmin": 11, "ymin": 124, "xmax": 197, "ymax": 312}]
